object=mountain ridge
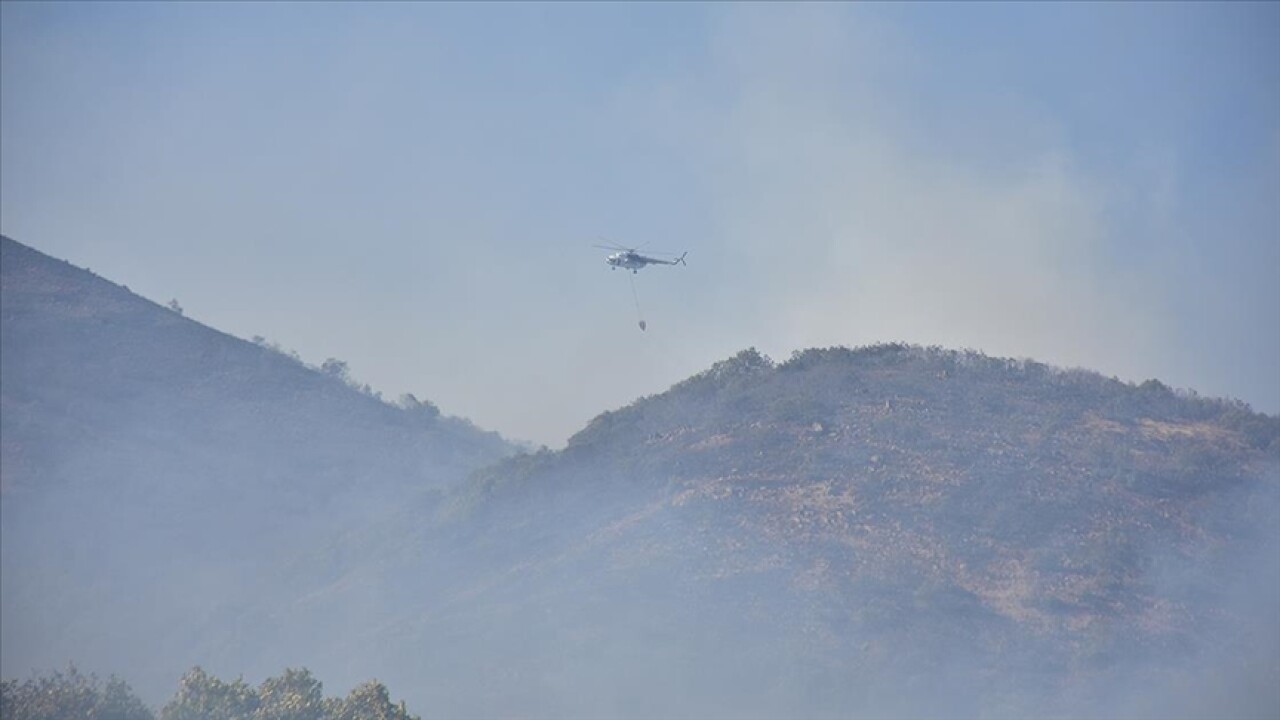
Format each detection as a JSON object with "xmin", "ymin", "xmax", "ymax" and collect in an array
[
  {"xmin": 2, "ymin": 234, "xmax": 1277, "ymax": 718},
  {"xmin": 0, "ymin": 234, "xmax": 515, "ymax": 700},
  {"xmin": 289, "ymin": 344, "xmax": 1277, "ymax": 718}
]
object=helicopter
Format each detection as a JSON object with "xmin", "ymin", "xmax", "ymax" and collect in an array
[{"xmin": 595, "ymin": 243, "xmax": 687, "ymax": 274}]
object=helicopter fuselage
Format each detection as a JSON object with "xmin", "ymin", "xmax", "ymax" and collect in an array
[{"xmin": 606, "ymin": 250, "xmax": 686, "ymax": 272}]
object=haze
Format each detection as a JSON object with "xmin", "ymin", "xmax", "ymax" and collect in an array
[{"xmin": 2, "ymin": 2, "xmax": 1276, "ymax": 447}]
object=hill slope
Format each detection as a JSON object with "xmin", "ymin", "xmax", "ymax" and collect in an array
[
  {"xmin": 0, "ymin": 235, "xmax": 514, "ymax": 699},
  {"xmin": 2, "ymin": 234, "xmax": 1276, "ymax": 717},
  {"xmin": 274, "ymin": 347, "xmax": 1279, "ymax": 719}
]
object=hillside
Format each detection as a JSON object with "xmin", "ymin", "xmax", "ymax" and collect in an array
[
  {"xmin": 2, "ymin": 233, "xmax": 1276, "ymax": 718},
  {"xmin": 0, "ymin": 236, "xmax": 514, "ymax": 700},
  {"xmin": 265, "ymin": 347, "xmax": 1279, "ymax": 719}
]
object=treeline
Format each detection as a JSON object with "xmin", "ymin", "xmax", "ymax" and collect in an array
[{"xmin": 0, "ymin": 666, "xmax": 417, "ymax": 720}]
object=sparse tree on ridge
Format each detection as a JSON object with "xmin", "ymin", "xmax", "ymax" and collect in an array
[
  {"xmin": 398, "ymin": 393, "xmax": 441, "ymax": 423},
  {"xmin": 320, "ymin": 358, "xmax": 350, "ymax": 382}
]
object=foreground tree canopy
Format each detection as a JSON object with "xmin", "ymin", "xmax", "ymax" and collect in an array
[{"xmin": 0, "ymin": 666, "xmax": 418, "ymax": 720}]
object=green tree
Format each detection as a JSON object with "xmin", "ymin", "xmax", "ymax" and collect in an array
[
  {"xmin": 255, "ymin": 669, "xmax": 324, "ymax": 720},
  {"xmin": 0, "ymin": 665, "xmax": 153, "ymax": 720},
  {"xmin": 324, "ymin": 682, "xmax": 418, "ymax": 720},
  {"xmin": 160, "ymin": 667, "xmax": 258, "ymax": 720}
]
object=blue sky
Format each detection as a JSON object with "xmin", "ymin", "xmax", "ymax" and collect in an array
[{"xmin": 3, "ymin": 2, "xmax": 1277, "ymax": 445}]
